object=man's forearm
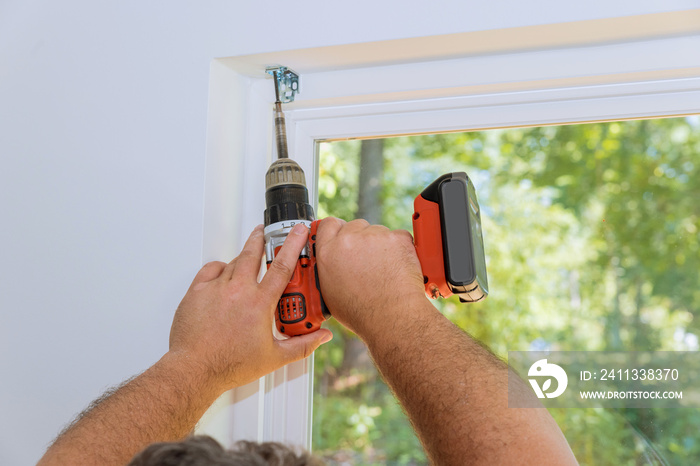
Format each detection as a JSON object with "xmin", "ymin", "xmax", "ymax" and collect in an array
[
  {"xmin": 38, "ymin": 353, "xmax": 222, "ymax": 466},
  {"xmin": 360, "ymin": 298, "xmax": 577, "ymax": 465}
]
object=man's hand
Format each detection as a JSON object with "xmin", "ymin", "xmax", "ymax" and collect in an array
[
  {"xmin": 38, "ymin": 223, "xmax": 332, "ymax": 466},
  {"xmin": 315, "ymin": 218, "xmax": 426, "ymax": 337},
  {"xmin": 168, "ymin": 223, "xmax": 333, "ymax": 392}
]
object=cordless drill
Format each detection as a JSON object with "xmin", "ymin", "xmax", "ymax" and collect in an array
[
  {"xmin": 263, "ymin": 70, "xmax": 330, "ymax": 335},
  {"xmin": 263, "ymin": 73, "xmax": 488, "ymax": 337}
]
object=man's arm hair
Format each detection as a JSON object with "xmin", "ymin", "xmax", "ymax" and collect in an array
[
  {"xmin": 38, "ymin": 355, "xmax": 221, "ymax": 465},
  {"xmin": 360, "ymin": 301, "xmax": 577, "ymax": 465},
  {"xmin": 52, "ymin": 374, "xmax": 137, "ymax": 442}
]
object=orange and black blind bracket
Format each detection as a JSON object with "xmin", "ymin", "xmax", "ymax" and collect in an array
[{"xmin": 271, "ymin": 220, "xmax": 330, "ymax": 336}]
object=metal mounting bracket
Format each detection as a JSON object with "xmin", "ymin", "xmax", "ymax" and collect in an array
[{"xmin": 266, "ymin": 66, "xmax": 300, "ymax": 103}]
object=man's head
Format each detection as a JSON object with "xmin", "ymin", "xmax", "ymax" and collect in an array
[{"xmin": 128, "ymin": 435, "xmax": 324, "ymax": 466}]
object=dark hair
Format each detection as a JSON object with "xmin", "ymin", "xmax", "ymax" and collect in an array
[{"xmin": 127, "ymin": 435, "xmax": 325, "ymax": 466}]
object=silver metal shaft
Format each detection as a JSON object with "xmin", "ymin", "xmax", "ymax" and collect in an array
[{"xmin": 274, "ymin": 101, "xmax": 289, "ymax": 159}]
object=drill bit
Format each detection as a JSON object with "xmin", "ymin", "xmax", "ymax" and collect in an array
[{"xmin": 272, "ymin": 72, "xmax": 289, "ymax": 159}]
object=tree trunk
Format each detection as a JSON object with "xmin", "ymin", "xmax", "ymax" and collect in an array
[
  {"xmin": 632, "ymin": 277, "xmax": 645, "ymax": 350},
  {"xmin": 607, "ymin": 256, "xmax": 623, "ymax": 351},
  {"xmin": 357, "ymin": 139, "xmax": 384, "ymax": 224},
  {"xmin": 339, "ymin": 139, "xmax": 385, "ymax": 378}
]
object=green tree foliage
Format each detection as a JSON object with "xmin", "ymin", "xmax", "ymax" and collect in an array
[{"xmin": 313, "ymin": 116, "xmax": 700, "ymax": 465}]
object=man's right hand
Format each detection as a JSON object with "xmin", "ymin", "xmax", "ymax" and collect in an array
[{"xmin": 314, "ymin": 218, "xmax": 427, "ymax": 337}]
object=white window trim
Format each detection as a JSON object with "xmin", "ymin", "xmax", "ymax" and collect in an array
[{"xmin": 197, "ymin": 25, "xmax": 700, "ymax": 450}]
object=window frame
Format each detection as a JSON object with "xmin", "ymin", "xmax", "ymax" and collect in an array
[{"xmin": 197, "ymin": 30, "xmax": 700, "ymax": 450}]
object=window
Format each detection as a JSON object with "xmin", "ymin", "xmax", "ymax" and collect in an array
[
  {"xmin": 313, "ymin": 116, "xmax": 700, "ymax": 464},
  {"xmin": 197, "ymin": 24, "xmax": 700, "ymax": 454}
]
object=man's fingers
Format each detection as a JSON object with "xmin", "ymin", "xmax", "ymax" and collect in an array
[
  {"xmin": 232, "ymin": 224, "xmax": 266, "ymax": 281},
  {"xmin": 342, "ymin": 218, "xmax": 371, "ymax": 233},
  {"xmin": 260, "ymin": 223, "xmax": 309, "ymax": 294},
  {"xmin": 223, "ymin": 225, "xmax": 265, "ymax": 281},
  {"xmin": 394, "ymin": 228, "xmax": 415, "ymax": 245},
  {"xmin": 190, "ymin": 261, "xmax": 227, "ymax": 290},
  {"xmin": 315, "ymin": 217, "xmax": 345, "ymax": 242},
  {"xmin": 276, "ymin": 329, "xmax": 333, "ymax": 363}
]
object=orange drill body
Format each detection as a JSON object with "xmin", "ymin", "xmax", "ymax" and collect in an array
[{"xmin": 270, "ymin": 221, "xmax": 329, "ymax": 335}]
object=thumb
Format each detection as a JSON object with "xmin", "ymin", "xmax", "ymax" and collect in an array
[{"xmin": 276, "ymin": 329, "xmax": 333, "ymax": 363}]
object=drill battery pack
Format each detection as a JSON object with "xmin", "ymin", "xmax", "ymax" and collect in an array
[{"xmin": 412, "ymin": 172, "xmax": 488, "ymax": 302}]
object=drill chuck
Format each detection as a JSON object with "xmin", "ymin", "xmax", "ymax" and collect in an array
[
  {"xmin": 263, "ymin": 158, "xmax": 315, "ymax": 265},
  {"xmin": 263, "ymin": 158, "xmax": 315, "ymax": 226}
]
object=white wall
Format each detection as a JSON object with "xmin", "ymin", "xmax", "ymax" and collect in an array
[{"xmin": 0, "ymin": 1, "xmax": 695, "ymax": 464}]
